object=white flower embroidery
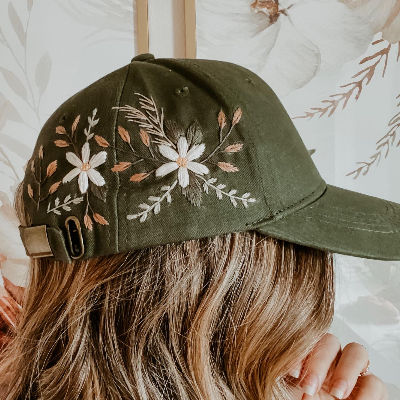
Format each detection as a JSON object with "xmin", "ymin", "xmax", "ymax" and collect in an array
[
  {"xmin": 155, "ymin": 136, "xmax": 209, "ymax": 188},
  {"xmin": 63, "ymin": 142, "xmax": 107, "ymax": 194}
]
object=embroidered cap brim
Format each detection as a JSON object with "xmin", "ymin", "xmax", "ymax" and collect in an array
[{"xmin": 252, "ymin": 184, "xmax": 400, "ymax": 261}]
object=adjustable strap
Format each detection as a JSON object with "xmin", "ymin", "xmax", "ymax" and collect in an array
[{"xmin": 18, "ymin": 225, "xmax": 72, "ymax": 264}]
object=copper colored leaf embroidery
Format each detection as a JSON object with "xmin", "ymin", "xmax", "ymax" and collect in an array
[
  {"xmin": 224, "ymin": 143, "xmax": 243, "ymax": 153},
  {"xmin": 55, "ymin": 126, "xmax": 66, "ymax": 135},
  {"xmin": 111, "ymin": 162, "xmax": 132, "ymax": 172},
  {"xmin": 139, "ymin": 128, "xmax": 150, "ymax": 147},
  {"xmin": 118, "ymin": 126, "xmax": 130, "ymax": 143},
  {"xmin": 71, "ymin": 115, "xmax": 80, "ymax": 135},
  {"xmin": 94, "ymin": 135, "xmax": 110, "ymax": 148},
  {"xmin": 130, "ymin": 172, "xmax": 150, "ymax": 182},
  {"xmin": 93, "ymin": 213, "xmax": 109, "ymax": 225},
  {"xmin": 232, "ymin": 108, "xmax": 242, "ymax": 126},
  {"xmin": 38, "ymin": 145, "xmax": 44, "ymax": 159},
  {"xmin": 84, "ymin": 214, "xmax": 93, "ymax": 231},
  {"xmin": 218, "ymin": 109, "xmax": 226, "ymax": 129},
  {"xmin": 46, "ymin": 160, "xmax": 57, "ymax": 177},
  {"xmin": 27, "ymin": 183, "xmax": 33, "ymax": 198},
  {"xmin": 218, "ymin": 162, "xmax": 239, "ymax": 172},
  {"xmin": 30, "ymin": 160, "xmax": 34, "ymax": 172},
  {"xmin": 48, "ymin": 181, "xmax": 61, "ymax": 194},
  {"xmin": 54, "ymin": 140, "xmax": 69, "ymax": 148}
]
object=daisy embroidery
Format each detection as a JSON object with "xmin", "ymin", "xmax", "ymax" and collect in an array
[
  {"xmin": 63, "ymin": 141, "xmax": 107, "ymax": 194},
  {"xmin": 110, "ymin": 93, "xmax": 257, "ymax": 222},
  {"xmin": 156, "ymin": 136, "xmax": 209, "ymax": 188}
]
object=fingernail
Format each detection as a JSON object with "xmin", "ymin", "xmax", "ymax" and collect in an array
[
  {"xmin": 302, "ymin": 374, "xmax": 319, "ymax": 396},
  {"xmin": 330, "ymin": 379, "xmax": 348, "ymax": 399},
  {"xmin": 289, "ymin": 369, "xmax": 300, "ymax": 378}
]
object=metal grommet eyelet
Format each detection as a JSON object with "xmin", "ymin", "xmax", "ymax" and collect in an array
[{"xmin": 65, "ymin": 216, "xmax": 84, "ymax": 259}]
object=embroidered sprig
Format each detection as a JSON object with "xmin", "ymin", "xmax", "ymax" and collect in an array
[
  {"xmin": 47, "ymin": 194, "xmax": 84, "ymax": 215},
  {"xmin": 112, "ymin": 92, "xmax": 258, "ymax": 222},
  {"xmin": 26, "ymin": 144, "xmax": 61, "ymax": 211}
]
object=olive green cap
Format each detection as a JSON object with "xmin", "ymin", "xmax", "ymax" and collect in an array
[{"xmin": 18, "ymin": 53, "xmax": 400, "ymax": 263}]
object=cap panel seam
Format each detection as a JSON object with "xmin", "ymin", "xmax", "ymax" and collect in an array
[{"xmin": 113, "ymin": 63, "xmax": 131, "ymax": 254}]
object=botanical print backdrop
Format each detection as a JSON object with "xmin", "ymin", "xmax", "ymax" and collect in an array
[{"xmin": 1, "ymin": 0, "xmax": 400, "ymax": 396}]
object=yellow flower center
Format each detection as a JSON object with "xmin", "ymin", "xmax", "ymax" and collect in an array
[
  {"xmin": 251, "ymin": 1, "xmax": 284, "ymax": 21},
  {"xmin": 81, "ymin": 163, "xmax": 91, "ymax": 171},
  {"xmin": 176, "ymin": 156, "xmax": 188, "ymax": 167}
]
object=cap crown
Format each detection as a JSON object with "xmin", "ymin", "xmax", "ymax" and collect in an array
[{"xmin": 21, "ymin": 56, "xmax": 326, "ymax": 261}]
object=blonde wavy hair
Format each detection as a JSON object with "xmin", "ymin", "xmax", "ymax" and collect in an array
[{"xmin": 0, "ymin": 180, "xmax": 335, "ymax": 400}]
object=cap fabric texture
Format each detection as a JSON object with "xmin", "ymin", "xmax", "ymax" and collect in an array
[{"xmin": 18, "ymin": 53, "xmax": 400, "ymax": 263}]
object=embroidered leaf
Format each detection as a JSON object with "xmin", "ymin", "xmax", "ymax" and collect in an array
[
  {"xmin": 27, "ymin": 183, "xmax": 33, "ymax": 198},
  {"xmin": 232, "ymin": 108, "xmax": 242, "ymax": 126},
  {"xmin": 139, "ymin": 203, "xmax": 150, "ymax": 210},
  {"xmin": 30, "ymin": 160, "xmax": 35, "ymax": 172},
  {"xmin": 161, "ymin": 185, "xmax": 170, "ymax": 191},
  {"xmin": 165, "ymin": 120, "xmax": 184, "ymax": 144},
  {"xmin": 139, "ymin": 213, "xmax": 148, "ymax": 222},
  {"xmin": 38, "ymin": 145, "xmax": 44, "ymax": 159},
  {"xmin": 203, "ymin": 182, "xmax": 209, "ymax": 194},
  {"xmin": 139, "ymin": 129, "xmax": 150, "ymax": 147},
  {"xmin": 208, "ymin": 178, "xmax": 217, "ymax": 184},
  {"xmin": 148, "ymin": 196, "xmax": 161, "ymax": 202},
  {"xmin": 230, "ymin": 197, "xmax": 238, "ymax": 207},
  {"xmin": 48, "ymin": 181, "xmax": 61, "ymax": 194},
  {"xmin": 54, "ymin": 140, "xmax": 69, "ymax": 148},
  {"xmin": 93, "ymin": 213, "xmax": 109, "ymax": 225},
  {"xmin": 56, "ymin": 126, "xmax": 66, "ymax": 135},
  {"xmin": 47, "ymin": 203, "xmax": 50, "ymax": 212},
  {"xmin": 72, "ymin": 197, "xmax": 84, "ymax": 204},
  {"xmin": 228, "ymin": 189, "xmax": 237, "ymax": 195},
  {"xmin": 62, "ymin": 205, "xmax": 71, "ymax": 211},
  {"xmin": 217, "ymin": 162, "xmax": 239, "ymax": 172},
  {"xmin": 216, "ymin": 184, "xmax": 226, "ymax": 190},
  {"xmin": 71, "ymin": 115, "xmax": 80, "ymax": 137},
  {"xmin": 182, "ymin": 175, "xmax": 202, "ymax": 206},
  {"xmin": 52, "ymin": 209, "xmax": 61, "ymax": 215},
  {"xmin": 224, "ymin": 143, "xmax": 243, "ymax": 153},
  {"xmin": 87, "ymin": 133, "xmax": 94, "ymax": 140},
  {"xmin": 130, "ymin": 172, "xmax": 150, "ymax": 182},
  {"xmin": 64, "ymin": 195, "xmax": 71, "ymax": 203},
  {"xmin": 111, "ymin": 162, "xmax": 132, "ymax": 172},
  {"xmin": 90, "ymin": 184, "xmax": 107, "ymax": 202},
  {"xmin": 242, "ymin": 193, "xmax": 251, "ymax": 198},
  {"xmin": 166, "ymin": 193, "xmax": 172, "ymax": 203},
  {"xmin": 46, "ymin": 160, "xmax": 57, "ymax": 177},
  {"xmin": 154, "ymin": 203, "xmax": 161, "ymax": 214},
  {"xmin": 84, "ymin": 214, "xmax": 93, "ymax": 230},
  {"xmin": 94, "ymin": 135, "xmax": 110, "ymax": 148},
  {"xmin": 54, "ymin": 198, "xmax": 60, "ymax": 207},
  {"xmin": 218, "ymin": 110, "xmax": 226, "ymax": 129},
  {"xmin": 118, "ymin": 126, "xmax": 130, "ymax": 143},
  {"xmin": 186, "ymin": 121, "xmax": 203, "ymax": 147}
]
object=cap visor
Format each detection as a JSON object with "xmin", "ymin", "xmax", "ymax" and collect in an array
[{"xmin": 253, "ymin": 184, "xmax": 400, "ymax": 261}]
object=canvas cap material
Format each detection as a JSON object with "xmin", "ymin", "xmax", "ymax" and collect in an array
[{"xmin": 18, "ymin": 53, "xmax": 400, "ymax": 263}]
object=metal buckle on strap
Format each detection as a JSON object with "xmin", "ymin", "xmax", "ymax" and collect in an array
[{"xmin": 18, "ymin": 224, "xmax": 53, "ymax": 258}]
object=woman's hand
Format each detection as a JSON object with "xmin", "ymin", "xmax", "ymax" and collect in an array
[{"xmin": 286, "ymin": 333, "xmax": 388, "ymax": 400}]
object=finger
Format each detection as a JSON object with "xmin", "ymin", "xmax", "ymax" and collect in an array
[
  {"xmin": 348, "ymin": 374, "xmax": 384, "ymax": 400},
  {"xmin": 298, "ymin": 333, "xmax": 342, "ymax": 396},
  {"xmin": 328, "ymin": 342, "xmax": 369, "ymax": 399}
]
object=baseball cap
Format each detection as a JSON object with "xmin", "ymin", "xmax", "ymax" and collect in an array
[{"xmin": 17, "ymin": 53, "xmax": 400, "ymax": 263}]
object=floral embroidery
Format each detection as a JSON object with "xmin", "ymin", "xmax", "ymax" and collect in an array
[
  {"xmin": 47, "ymin": 108, "xmax": 110, "ymax": 230},
  {"xmin": 109, "ymin": 92, "xmax": 257, "ymax": 222},
  {"xmin": 62, "ymin": 141, "xmax": 107, "ymax": 193}
]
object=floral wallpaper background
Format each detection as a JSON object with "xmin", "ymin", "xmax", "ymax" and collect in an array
[{"xmin": 1, "ymin": 0, "xmax": 400, "ymax": 396}]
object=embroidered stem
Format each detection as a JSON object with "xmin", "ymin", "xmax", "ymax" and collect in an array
[
  {"xmin": 127, "ymin": 180, "xmax": 178, "ymax": 221},
  {"xmin": 202, "ymin": 124, "xmax": 235, "ymax": 163}
]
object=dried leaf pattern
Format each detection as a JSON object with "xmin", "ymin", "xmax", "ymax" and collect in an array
[
  {"xmin": 295, "ymin": 40, "xmax": 400, "ymax": 120},
  {"xmin": 346, "ymin": 93, "xmax": 400, "ymax": 179}
]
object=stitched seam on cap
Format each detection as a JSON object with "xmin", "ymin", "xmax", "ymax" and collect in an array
[{"xmin": 113, "ymin": 63, "xmax": 131, "ymax": 253}]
